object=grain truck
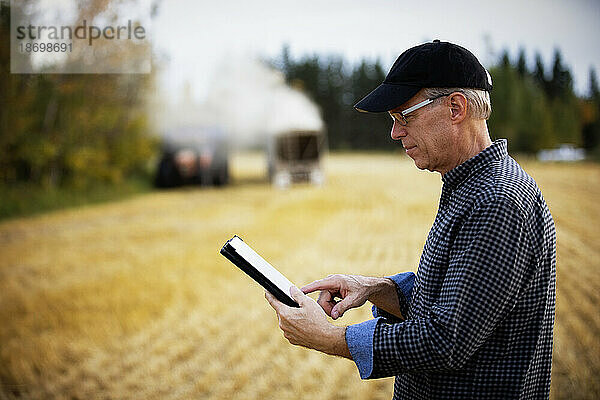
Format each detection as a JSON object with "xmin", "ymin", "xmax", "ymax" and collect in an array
[{"xmin": 267, "ymin": 129, "xmax": 326, "ymax": 188}]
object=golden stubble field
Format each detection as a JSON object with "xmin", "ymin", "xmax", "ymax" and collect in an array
[{"xmin": 0, "ymin": 152, "xmax": 598, "ymax": 400}]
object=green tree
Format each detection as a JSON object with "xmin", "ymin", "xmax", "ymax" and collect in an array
[
  {"xmin": 533, "ymin": 52, "xmax": 549, "ymax": 95},
  {"xmin": 516, "ymin": 48, "xmax": 527, "ymax": 77},
  {"xmin": 581, "ymin": 68, "xmax": 600, "ymax": 152},
  {"xmin": 547, "ymin": 49, "xmax": 580, "ymax": 145},
  {"xmin": 548, "ymin": 49, "xmax": 574, "ymax": 99},
  {"xmin": 489, "ymin": 53, "xmax": 554, "ymax": 152},
  {"xmin": 346, "ymin": 59, "xmax": 391, "ymax": 149}
]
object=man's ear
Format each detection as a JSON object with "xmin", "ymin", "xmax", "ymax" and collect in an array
[{"xmin": 448, "ymin": 92, "xmax": 467, "ymax": 124}]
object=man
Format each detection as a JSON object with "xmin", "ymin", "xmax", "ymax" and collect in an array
[{"xmin": 265, "ymin": 40, "xmax": 556, "ymax": 399}]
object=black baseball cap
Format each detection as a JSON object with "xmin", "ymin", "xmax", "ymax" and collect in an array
[{"xmin": 354, "ymin": 40, "xmax": 492, "ymax": 113}]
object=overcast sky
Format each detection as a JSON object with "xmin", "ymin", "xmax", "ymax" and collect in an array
[{"xmin": 152, "ymin": 0, "xmax": 600, "ymax": 102}]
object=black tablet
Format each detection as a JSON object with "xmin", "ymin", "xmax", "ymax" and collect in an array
[{"xmin": 220, "ymin": 235, "xmax": 299, "ymax": 307}]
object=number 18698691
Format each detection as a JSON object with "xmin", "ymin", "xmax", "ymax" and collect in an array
[{"xmin": 19, "ymin": 42, "xmax": 72, "ymax": 53}]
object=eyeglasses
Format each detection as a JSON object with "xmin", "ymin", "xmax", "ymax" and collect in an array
[{"xmin": 388, "ymin": 95, "xmax": 448, "ymax": 126}]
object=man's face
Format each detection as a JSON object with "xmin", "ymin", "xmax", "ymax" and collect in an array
[{"xmin": 389, "ymin": 92, "xmax": 457, "ymax": 174}]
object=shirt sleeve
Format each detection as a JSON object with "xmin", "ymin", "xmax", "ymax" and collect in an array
[
  {"xmin": 366, "ymin": 198, "xmax": 532, "ymax": 378},
  {"xmin": 371, "ymin": 272, "xmax": 416, "ymax": 321},
  {"xmin": 345, "ymin": 318, "xmax": 381, "ymax": 378},
  {"xmin": 346, "ymin": 272, "xmax": 416, "ymax": 378}
]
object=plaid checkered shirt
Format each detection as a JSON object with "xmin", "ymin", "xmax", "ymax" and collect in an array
[{"xmin": 346, "ymin": 139, "xmax": 556, "ymax": 399}]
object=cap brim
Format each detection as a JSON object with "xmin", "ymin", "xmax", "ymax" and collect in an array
[{"xmin": 354, "ymin": 83, "xmax": 421, "ymax": 113}]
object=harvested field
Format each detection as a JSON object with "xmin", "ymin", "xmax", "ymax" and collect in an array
[{"xmin": 0, "ymin": 152, "xmax": 598, "ymax": 399}]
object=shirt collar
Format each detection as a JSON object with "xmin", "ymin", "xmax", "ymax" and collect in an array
[{"xmin": 442, "ymin": 139, "xmax": 508, "ymax": 189}]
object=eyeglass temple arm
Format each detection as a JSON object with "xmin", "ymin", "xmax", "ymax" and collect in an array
[{"xmin": 401, "ymin": 98, "xmax": 434, "ymax": 116}]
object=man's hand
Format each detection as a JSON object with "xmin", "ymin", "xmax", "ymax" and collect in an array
[
  {"xmin": 301, "ymin": 274, "xmax": 371, "ymax": 319},
  {"xmin": 264, "ymin": 286, "xmax": 351, "ymax": 359},
  {"xmin": 302, "ymin": 274, "xmax": 403, "ymax": 320}
]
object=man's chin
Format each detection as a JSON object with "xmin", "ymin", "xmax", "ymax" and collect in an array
[{"xmin": 410, "ymin": 157, "xmax": 426, "ymax": 170}]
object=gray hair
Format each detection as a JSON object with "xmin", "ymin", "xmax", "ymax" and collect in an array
[{"xmin": 422, "ymin": 88, "xmax": 491, "ymax": 120}]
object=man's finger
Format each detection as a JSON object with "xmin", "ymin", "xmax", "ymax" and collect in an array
[
  {"xmin": 265, "ymin": 290, "xmax": 282, "ymax": 312},
  {"xmin": 331, "ymin": 297, "xmax": 353, "ymax": 319},
  {"xmin": 289, "ymin": 286, "xmax": 310, "ymax": 306},
  {"xmin": 317, "ymin": 290, "xmax": 336, "ymax": 316},
  {"xmin": 302, "ymin": 277, "xmax": 339, "ymax": 294}
]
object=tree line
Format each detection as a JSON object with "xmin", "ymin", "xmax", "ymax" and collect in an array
[{"xmin": 276, "ymin": 46, "xmax": 600, "ymax": 156}]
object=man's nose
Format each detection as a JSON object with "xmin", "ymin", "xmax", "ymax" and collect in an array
[{"xmin": 390, "ymin": 120, "xmax": 407, "ymax": 140}]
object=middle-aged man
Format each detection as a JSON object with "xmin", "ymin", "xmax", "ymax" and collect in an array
[{"xmin": 265, "ymin": 40, "xmax": 556, "ymax": 399}]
